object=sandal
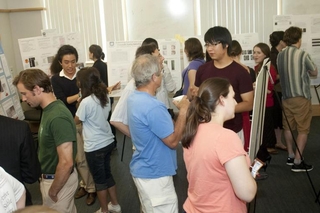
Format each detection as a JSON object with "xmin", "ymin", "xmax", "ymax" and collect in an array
[{"xmin": 275, "ymin": 143, "xmax": 287, "ymax": 150}]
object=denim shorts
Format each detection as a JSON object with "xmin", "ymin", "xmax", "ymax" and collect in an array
[{"xmin": 85, "ymin": 143, "xmax": 115, "ymax": 191}]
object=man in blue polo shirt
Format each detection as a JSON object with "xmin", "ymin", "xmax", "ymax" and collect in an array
[{"xmin": 127, "ymin": 54, "xmax": 189, "ymax": 213}]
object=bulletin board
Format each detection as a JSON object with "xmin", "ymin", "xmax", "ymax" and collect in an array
[{"xmin": 0, "ymin": 43, "xmax": 24, "ymax": 120}]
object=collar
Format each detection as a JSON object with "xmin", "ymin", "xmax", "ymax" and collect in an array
[{"xmin": 59, "ymin": 69, "xmax": 78, "ymax": 80}]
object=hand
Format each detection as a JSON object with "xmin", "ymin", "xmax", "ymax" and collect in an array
[
  {"xmin": 173, "ymin": 95, "xmax": 190, "ymax": 112},
  {"xmin": 189, "ymin": 86, "xmax": 199, "ymax": 101},
  {"xmin": 49, "ymin": 188, "xmax": 58, "ymax": 202},
  {"xmin": 112, "ymin": 81, "xmax": 121, "ymax": 91}
]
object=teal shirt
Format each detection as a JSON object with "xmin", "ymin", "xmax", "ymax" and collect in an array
[{"xmin": 38, "ymin": 100, "xmax": 77, "ymax": 174}]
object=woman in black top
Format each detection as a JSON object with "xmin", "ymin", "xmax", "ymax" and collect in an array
[
  {"xmin": 89, "ymin": 44, "xmax": 108, "ymax": 85},
  {"xmin": 269, "ymin": 31, "xmax": 287, "ymax": 151}
]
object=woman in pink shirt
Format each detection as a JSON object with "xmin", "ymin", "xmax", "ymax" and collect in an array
[{"xmin": 182, "ymin": 78, "xmax": 257, "ymax": 213}]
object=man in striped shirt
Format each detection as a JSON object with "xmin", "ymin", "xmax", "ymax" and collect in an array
[{"xmin": 277, "ymin": 26, "xmax": 318, "ymax": 172}]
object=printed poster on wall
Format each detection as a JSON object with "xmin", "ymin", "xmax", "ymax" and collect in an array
[
  {"xmin": 106, "ymin": 39, "xmax": 181, "ymax": 91},
  {"xmin": 0, "ymin": 43, "xmax": 24, "ymax": 120},
  {"xmin": 273, "ymin": 14, "xmax": 320, "ymax": 85},
  {"xmin": 18, "ymin": 32, "xmax": 85, "ymax": 75},
  {"xmin": 232, "ymin": 33, "xmax": 259, "ymax": 69}
]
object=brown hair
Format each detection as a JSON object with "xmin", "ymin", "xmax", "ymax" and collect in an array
[
  {"xmin": 253, "ymin": 43, "xmax": 270, "ymax": 71},
  {"xmin": 184, "ymin": 38, "xmax": 204, "ymax": 61},
  {"xmin": 76, "ymin": 67, "xmax": 108, "ymax": 107},
  {"xmin": 13, "ymin": 69, "xmax": 52, "ymax": 93},
  {"xmin": 283, "ymin": 26, "xmax": 302, "ymax": 46},
  {"xmin": 181, "ymin": 77, "xmax": 231, "ymax": 148},
  {"xmin": 229, "ymin": 40, "xmax": 242, "ymax": 57}
]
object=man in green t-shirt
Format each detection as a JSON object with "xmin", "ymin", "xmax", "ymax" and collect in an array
[{"xmin": 13, "ymin": 69, "xmax": 78, "ymax": 213}]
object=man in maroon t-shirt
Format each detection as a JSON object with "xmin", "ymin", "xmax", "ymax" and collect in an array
[{"xmin": 193, "ymin": 26, "xmax": 253, "ymax": 141}]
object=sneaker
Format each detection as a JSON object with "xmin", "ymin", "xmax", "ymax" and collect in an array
[
  {"xmin": 287, "ymin": 157, "xmax": 294, "ymax": 166},
  {"xmin": 94, "ymin": 208, "xmax": 105, "ymax": 213},
  {"xmin": 291, "ymin": 162, "xmax": 313, "ymax": 172},
  {"xmin": 108, "ymin": 202, "xmax": 122, "ymax": 213}
]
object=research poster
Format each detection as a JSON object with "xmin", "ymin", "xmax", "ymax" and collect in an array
[
  {"xmin": 273, "ymin": 14, "xmax": 320, "ymax": 85},
  {"xmin": 18, "ymin": 32, "xmax": 85, "ymax": 75},
  {"xmin": 106, "ymin": 39, "xmax": 181, "ymax": 90},
  {"xmin": 232, "ymin": 33, "xmax": 259, "ymax": 69},
  {"xmin": 0, "ymin": 44, "xmax": 24, "ymax": 120}
]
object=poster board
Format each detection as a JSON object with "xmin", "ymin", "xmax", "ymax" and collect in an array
[
  {"xmin": 106, "ymin": 39, "xmax": 181, "ymax": 90},
  {"xmin": 18, "ymin": 32, "xmax": 85, "ymax": 75},
  {"xmin": 249, "ymin": 59, "xmax": 270, "ymax": 162},
  {"xmin": 232, "ymin": 33, "xmax": 259, "ymax": 69},
  {"xmin": 0, "ymin": 43, "xmax": 24, "ymax": 120},
  {"xmin": 273, "ymin": 14, "xmax": 320, "ymax": 85}
]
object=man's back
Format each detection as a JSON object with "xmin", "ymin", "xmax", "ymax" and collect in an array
[
  {"xmin": 127, "ymin": 90, "xmax": 176, "ymax": 178},
  {"xmin": 0, "ymin": 115, "xmax": 41, "ymax": 205},
  {"xmin": 277, "ymin": 46, "xmax": 317, "ymax": 100}
]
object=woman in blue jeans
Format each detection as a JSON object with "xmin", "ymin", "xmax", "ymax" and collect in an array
[{"xmin": 75, "ymin": 67, "xmax": 121, "ymax": 213}]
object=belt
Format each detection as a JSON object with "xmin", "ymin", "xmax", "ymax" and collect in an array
[{"xmin": 41, "ymin": 167, "xmax": 74, "ymax": 180}]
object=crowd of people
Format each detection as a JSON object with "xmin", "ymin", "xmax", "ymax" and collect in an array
[{"xmin": 0, "ymin": 24, "xmax": 317, "ymax": 213}]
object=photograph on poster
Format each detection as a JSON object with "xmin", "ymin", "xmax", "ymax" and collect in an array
[
  {"xmin": 0, "ymin": 76, "xmax": 10, "ymax": 100},
  {"xmin": 2, "ymin": 98, "xmax": 18, "ymax": 119},
  {"xmin": 6, "ymin": 105, "xmax": 17, "ymax": 119},
  {"xmin": 0, "ymin": 55, "xmax": 11, "ymax": 77}
]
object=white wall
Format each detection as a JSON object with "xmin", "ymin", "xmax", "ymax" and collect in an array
[
  {"xmin": 281, "ymin": 0, "xmax": 320, "ymax": 15},
  {"xmin": 0, "ymin": 0, "xmax": 44, "ymax": 76},
  {"xmin": 0, "ymin": 0, "xmax": 15, "ymax": 75},
  {"xmin": 10, "ymin": 12, "xmax": 43, "ymax": 75},
  {"xmin": 125, "ymin": 0, "xmax": 195, "ymax": 40},
  {"xmin": 8, "ymin": 0, "xmax": 44, "ymax": 75}
]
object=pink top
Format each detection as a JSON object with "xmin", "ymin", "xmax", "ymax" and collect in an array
[
  {"xmin": 183, "ymin": 122, "xmax": 251, "ymax": 213},
  {"xmin": 255, "ymin": 64, "xmax": 277, "ymax": 107}
]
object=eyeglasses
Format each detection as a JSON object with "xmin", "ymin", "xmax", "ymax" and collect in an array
[{"xmin": 204, "ymin": 41, "xmax": 221, "ymax": 48}]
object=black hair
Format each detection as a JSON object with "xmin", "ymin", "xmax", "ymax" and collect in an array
[{"xmin": 204, "ymin": 26, "xmax": 232, "ymax": 55}]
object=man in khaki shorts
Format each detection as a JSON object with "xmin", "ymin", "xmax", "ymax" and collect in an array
[{"xmin": 277, "ymin": 26, "xmax": 318, "ymax": 172}]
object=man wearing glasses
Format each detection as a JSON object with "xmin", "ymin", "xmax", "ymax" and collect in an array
[{"xmin": 193, "ymin": 26, "xmax": 254, "ymax": 143}]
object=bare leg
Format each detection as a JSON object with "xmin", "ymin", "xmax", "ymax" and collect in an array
[
  {"xmin": 275, "ymin": 128, "xmax": 287, "ymax": 149},
  {"xmin": 96, "ymin": 189, "xmax": 108, "ymax": 212},
  {"xmin": 284, "ymin": 130, "xmax": 294, "ymax": 156},
  {"xmin": 295, "ymin": 133, "xmax": 308, "ymax": 160},
  {"xmin": 275, "ymin": 128, "xmax": 282, "ymax": 143},
  {"xmin": 107, "ymin": 185, "xmax": 119, "ymax": 205}
]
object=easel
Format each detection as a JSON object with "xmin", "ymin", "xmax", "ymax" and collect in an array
[
  {"xmin": 248, "ymin": 59, "xmax": 270, "ymax": 163},
  {"xmin": 248, "ymin": 61, "xmax": 320, "ymax": 212},
  {"xmin": 247, "ymin": 59, "xmax": 269, "ymax": 213}
]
